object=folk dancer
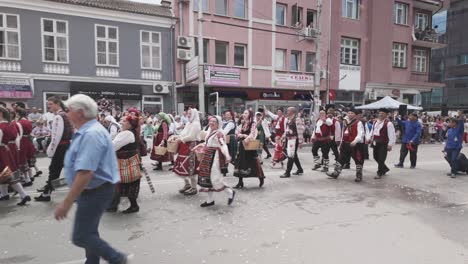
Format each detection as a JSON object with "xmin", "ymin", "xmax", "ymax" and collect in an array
[
  {"xmin": 195, "ymin": 116, "xmax": 236, "ymax": 207},
  {"xmin": 103, "ymin": 115, "xmax": 121, "ymax": 140},
  {"xmin": 150, "ymin": 112, "xmax": 173, "ymax": 171},
  {"xmin": 16, "ymin": 108, "xmax": 38, "ymax": 187},
  {"xmin": 173, "ymin": 108, "xmax": 201, "ymax": 196},
  {"xmin": 394, "ymin": 113, "xmax": 422, "ymax": 169},
  {"xmin": 280, "ymin": 107, "xmax": 305, "ymax": 178},
  {"xmin": 311, "ymin": 110, "xmax": 333, "ymax": 172},
  {"xmin": 35, "ymin": 96, "xmax": 73, "ymax": 202},
  {"xmin": 222, "ymin": 110, "xmax": 237, "ymax": 165},
  {"xmin": 327, "ymin": 108, "xmax": 366, "ymax": 182},
  {"xmin": 367, "ymin": 108, "xmax": 396, "ymax": 179},
  {"xmin": 328, "ymin": 110, "xmax": 342, "ymax": 167},
  {"xmin": 265, "ymin": 107, "xmax": 287, "ymax": 168}
]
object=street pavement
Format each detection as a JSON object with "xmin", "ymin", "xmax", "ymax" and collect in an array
[{"xmin": 1, "ymin": 144, "xmax": 468, "ymax": 264}]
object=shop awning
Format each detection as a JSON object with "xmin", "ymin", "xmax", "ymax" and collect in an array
[{"xmin": 0, "ymin": 78, "xmax": 33, "ymax": 99}]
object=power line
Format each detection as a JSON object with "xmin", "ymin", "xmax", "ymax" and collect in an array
[{"xmin": 208, "ymin": 19, "xmax": 313, "ymax": 38}]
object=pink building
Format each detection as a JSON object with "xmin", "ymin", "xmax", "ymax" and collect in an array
[{"xmin": 172, "ymin": 0, "xmax": 445, "ymax": 112}]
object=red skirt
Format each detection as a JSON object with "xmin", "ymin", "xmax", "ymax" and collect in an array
[
  {"xmin": 150, "ymin": 133, "xmax": 173, "ymax": 162},
  {"xmin": 173, "ymin": 141, "xmax": 199, "ymax": 177},
  {"xmin": 273, "ymin": 141, "xmax": 287, "ymax": 163},
  {"xmin": 18, "ymin": 136, "xmax": 36, "ymax": 169},
  {"xmin": 0, "ymin": 146, "xmax": 17, "ymax": 173}
]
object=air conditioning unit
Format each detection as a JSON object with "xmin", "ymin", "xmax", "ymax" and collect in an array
[
  {"xmin": 177, "ymin": 36, "xmax": 193, "ymax": 48},
  {"xmin": 302, "ymin": 27, "xmax": 317, "ymax": 39},
  {"xmin": 153, "ymin": 83, "xmax": 170, "ymax": 94},
  {"xmin": 177, "ymin": 49, "xmax": 193, "ymax": 61}
]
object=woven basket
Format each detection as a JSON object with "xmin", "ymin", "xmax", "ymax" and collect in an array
[
  {"xmin": 244, "ymin": 139, "xmax": 261, "ymax": 150},
  {"xmin": 154, "ymin": 146, "xmax": 167, "ymax": 155},
  {"xmin": 167, "ymin": 141, "xmax": 179, "ymax": 153},
  {"xmin": 0, "ymin": 166, "xmax": 12, "ymax": 184}
]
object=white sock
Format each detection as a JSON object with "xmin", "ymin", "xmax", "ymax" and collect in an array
[
  {"xmin": 34, "ymin": 165, "xmax": 39, "ymax": 174},
  {"xmin": 0, "ymin": 184, "xmax": 8, "ymax": 196},
  {"xmin": 11, "ymin": 183, "xmax": 27, "ymax": 199},
  {"xmin": 224, "ymin": 187, "xmax": 234, "ymax": 199},
  {"xmin": 23, "ymin": 171, "xmax": 31, "ymax": 183},
  {"xmin": 28, "ymin": 169, "xmax": 33, "ymax": 179},
  {"xmin": 207, "ymin": 192, "xmax": 214, "ymax": 203}
]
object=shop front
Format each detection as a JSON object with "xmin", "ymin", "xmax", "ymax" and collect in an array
[{"xmin": 0, "ymin": 77, "xmax": 33, "ymax": 108}]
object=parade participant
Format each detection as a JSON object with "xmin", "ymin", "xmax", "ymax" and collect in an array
[
  {"xmin": 54, "ymin": 94, "xmax": 130, "ymax": 263},
  {"xmin": 311, "ymin": 110, "xmax": 333, "ymax": 172},
  {"xmin": 328, "ymin": 110, "xmax": 342, "ymax": 165},
  {"xmin": 195, "ymin": 116, "xmax": 236, "ymax": 207},
  {"xmin": 394, "ymin": 113, "xmax": 422, "ymax": 169},
  {"xmin": 367, "ymin": 108, "xmax": 396, "ymax": 179},
  {"xmin": 233, "ymin": 110, "xmax": 265, "ymax": 188},
  {"xmin": 150, "ymin": 112, "xmax": 173, "ymax": 171},
  {"xmin": 107, "ymin": 115, "xmax": 142, "ymax": 213},
  {"xmin": 35, "ymin": 96, "xmax": 73, "ymax": 202},
  {"xmin": 16, "ymin": 108, "xmax": 37, "ymax": 187},
  {"xmin": 280, "ymin": 107, "xmax": 305, "ymax": 178},
  {"xmin": 222, "ymin": 110, "xmax": 237, "ymax": 164},
  {"xmin": 327, "ymin": 108, "xmax": 365, "ymax": 182},
  {"xmin": 103, "ymin": 115, "xmax": 121, "ymax": 140},
  {"xmin": 173, "ymin": 108, "xmax": 201, "ymax": 196},
  {"xmin": 265, "ymin": 106, "xmax": 287, "ymax": 167},
  {"xmin": 255, "ymin": 112, "xmax": 267, "ymax": 160},
  {"xmin": 0, "ymin": 107, "xmax": 31, "ymax": 205},
  {"xmin": 258, "ymin": 109, "xmax": 272, "ymax": 159},
  {"xmin": 444, "ymin": 112, "xmax": 465, "ymax": 178}
]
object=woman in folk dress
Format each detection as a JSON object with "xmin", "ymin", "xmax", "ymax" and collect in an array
[
  {"xmin": 150, "ymin": 112, "xmax": 173, "ymax": 171},
  {"xmin": 195, "ymin": 116, "xmax": 236, "ymax": 208}
]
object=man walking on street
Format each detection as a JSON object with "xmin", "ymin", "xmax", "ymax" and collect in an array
[
  {"xmin": 281, "ymin": 107, "xmax": 305, "ymax": 178},
  {"xmin": 54, "ymin": 94, "xmax": 131, "ymax": 264},
  {"xmin": 444, "ymin": 111, "xmax": 465, "ymax": 178},
  {"xmin": 394, "ymin": 112, "xmax": 422, "ymax": 169}
]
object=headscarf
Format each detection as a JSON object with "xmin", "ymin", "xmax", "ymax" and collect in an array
[
  {"xmin": 158, "ymin": 112, "xmax": 172, "ymax": 125},
  {"xmin": 105, "ymin": 115, "xmax": 121, "ymax": 129},
  {"xmin": 179, "ymin": 108, "xmax": 201, "ymax": 139},
  {"xmin": 189, "ymin": 108, "xmax": 200, "ymax": 123}
]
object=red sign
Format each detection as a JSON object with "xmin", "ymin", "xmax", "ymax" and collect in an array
[{"xmin": 329, "ymin": 90, "xmax": 336, "ymax": 101}]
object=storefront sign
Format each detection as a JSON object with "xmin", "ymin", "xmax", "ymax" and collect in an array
[
  {"xmin": 70, "ymin": 86, "xmax": 142, "ymax": 100},
  {"xmin": 205, "ymin": 66, "xmax": 241, "ymax": 86},
  {"xmin": 185, "ymin": 56, "xmax": 199, "ymax": 82},
  {"xmin": 0, "ymin": 78, "xmax": 33, "ymax": 98},
  {"xmin": 260, "ymin": 92, "xmax": 282, "ymax": 99},
  {"xmin": 339, "ymin": 64, "xmax": 361, "ymax": 91},
  {"xmin": 274, "ymin": 73, "xmax": 314, "ymax": 87}
]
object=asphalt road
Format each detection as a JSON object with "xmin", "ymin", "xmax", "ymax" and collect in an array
[{"xmin": 1, "ymin": 144, "xmax": 468, "ymax": 264}]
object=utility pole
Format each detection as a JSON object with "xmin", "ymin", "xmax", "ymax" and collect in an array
[
  {"xmin": 197, "ymin": 0, "xmax": 205, "ymax": 117},
  {"xmin": 313, "ymin": 0, "xmax": 323, "ymax": 117}
]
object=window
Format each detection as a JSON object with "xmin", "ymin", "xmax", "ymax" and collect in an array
[
  {"xmin": 194, "ymin": 0, "xmax": 209, "ymax": 12},
  {"xmin": 392, "ymin": 43, "xmax": 407, "ymax": 68},
  {"xmin": 215, "ymin": 41, "xmax": 228, "ymax": 65},
  {"xmin": 276, "ymin": 3, "xmax": 287, "ymax": 26},
  {"xmin": 291, "ymin": 5, "xmax": 303, "ymax": 27},
  {"xmin": 306, "ymin": 52, "xmax": 315, "ymax": 72},
  {"xmin": 340, "ymin": 38, "xmax": 359, "ymax": 65},
  {"xmin": 215, "ymin": 0, "xmax": 228, "ymax": 16},
  {"xmin": 290, "ymin": 50, "xmax": 301, "ymax": 71},
  {"xmin": 413, "ymin": 49, "xmax": 427, "ymax": 73},
  {"xmin": 234, "ymin": 0, "xmax": 246, "ymax": 18},
  {"xmin": 42, "ymin": 18, "xmax": 68, "ymax": 63},
  {"xmin": 234, "ymin": 44, "xmax": 246, "ymax": 67},
  {"xmin": 306, "ymin": 9, "xmax": 317, "ymax": 28},
  {"xmin": 194, "ymin": 38, "xmax": 209, "ymax": 63},
  {"xmin": 141, "ymin": 31, "xmax": 161, "ymax": 70},
  {"xmin": 275, "ymin": 49, "xmax": 286, "ymax": 70},
  {"xmin": 342, "ymin": 0, "xmax": 359, "ymax": 19},
  {"xmin": 143, "ymin": 95, "xmax": 163, "ymax": 114},
  {"xmin": 394, "ymin": 2, "xmax": 408, "ymax": 25},
  {"xmin": 415, "ymin": 13, "xmax": 428, "ymax": 30},
  {"xmin": 95, "ymin": 25, "xmax": 119, "ymax": 66},
  {"xmin": 456, "ymin": 54, "xmax": 468, "ymax": 65},
  {"xmin": 0, "ymin": 14, "xmax": 20, "ymax": 59}
]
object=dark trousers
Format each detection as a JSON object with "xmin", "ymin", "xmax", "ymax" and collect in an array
[
  {"xmin": 446, "ymin": 148, "xmax": 462, "ymax": 174},
  {"xmin": 72, "ymin": 183, "xmax": 125, "ymax": 264},
  {"xmin": 286, "ymin": 139, "xmax": 303, "ymax": 174},
  {"xmin": 339, "ymin": 142, "xmax": 364, "ymax": 166},
  {"xmin": 399, "ymin": 143, "xmax": 418, "ymax": 167},
  {"xmin": 44, "ymin": 144, "xmax": 69, "ymax": 194},
  {"xmin": 330, "ymin": 141, "xmax": 340, "ymax": 161},
  {"xmin": 263, "ymin": 142, "xmax": 272, "ymax": 157},
  {"xmin": 312, "ymin": 141, "xmax": 331, "ymax": 159},
  {"xmin": 373, "ymin": 142, "xmax": 389, "ymax": 175}
]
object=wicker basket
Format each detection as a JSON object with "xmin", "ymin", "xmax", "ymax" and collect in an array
[
  {"xmin": 154, "ymin": 146, "xmax": 167, "ymax": 155},
  {"xmin": 244, "ymin": 139, "xmax": 261, "ymax": 150},
  {"xmin": 167, "ymin": 141, "xmax": 179, "ymax": 153},
  {"xmin": 0, "ymin": 166, "xmax": 12, "ymax": 184}
]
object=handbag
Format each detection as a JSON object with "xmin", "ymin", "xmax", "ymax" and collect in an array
[{"xmin": 119, "ymin": 154, "xmax": 142, "ymax": 183}]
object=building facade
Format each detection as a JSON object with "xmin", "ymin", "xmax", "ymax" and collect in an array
[{"xmin": 0, "ymin": 0, "xmax": 175, "ymax": 114}]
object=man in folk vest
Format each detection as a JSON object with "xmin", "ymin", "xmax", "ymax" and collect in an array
[
  {"xmin": 367, "ymin": 108, "xmax": 396, "ymax": 179},
  {"xmin": 328, "ymin": 109, "xmax": 342, "ymax": 167},
  {"xmin": 327, "ymin": 108, "xmax": 365, "ymax": 182},
  {"xmin": 281, "ymin": 107, "xmax": 305, "ymax": 178},
  {"xmin": 311, "ymin": 110, "xmax": 333, "ymax": 172}
]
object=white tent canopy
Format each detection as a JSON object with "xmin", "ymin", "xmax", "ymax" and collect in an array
[{"xmin": 356, "ymin": 96, "xmax": 422, "ymax": 110}]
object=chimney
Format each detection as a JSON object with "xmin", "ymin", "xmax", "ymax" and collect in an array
[{"xmin": 161, "ymin": 0, "xmax": 172, "ymax": 8}]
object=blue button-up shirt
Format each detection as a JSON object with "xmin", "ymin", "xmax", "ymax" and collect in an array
[{"xmin": 64, "ymin": 119, "xmax": 120, "ymax": 189}]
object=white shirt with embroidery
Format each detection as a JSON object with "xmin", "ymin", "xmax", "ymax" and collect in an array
[
  {"xmin": 46, "ymin": 113, "xmax": 64, "ymax": 158},
  {"xmin": 113, "ymin": 130, "xmax": 135, "ymax": 152}
]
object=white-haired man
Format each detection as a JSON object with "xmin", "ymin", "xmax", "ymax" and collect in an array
[{"xmin": 54, "ymin": 94, "xmax": 131, "ymax": 263}]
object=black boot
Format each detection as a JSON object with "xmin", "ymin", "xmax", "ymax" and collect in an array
[
  {"xmin": 355, "ymin": 165, "xmax": 363, "ymax": 182},
  {"xmin": 280, "ymin": 172, "xmax": 291, "ymax": 178},
  {"xmin": 153, "ymin": 162, "xmax": 163, "ymax": 171},
  {"xmin": 234, "ymin": 178, "xmax": 244, "ymax": 189},
  {"xmin": 327, "ymin": 163, "xmax": 342, "ymax": 179},
  {"xmin": 122, "ymin": 198, "xmax": 139, "ymax": 214},
  {"xmin": 17, "ymin": 196, "xmax": 31, "ymax": 206},
  {"xmin": 259, "ymin": 177, "xmax": 264, "ymax": 187}
]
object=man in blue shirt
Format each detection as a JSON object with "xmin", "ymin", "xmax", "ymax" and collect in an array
[
  {"xmin": 395, "ymin": 112, "xmax": 422, "ymax": 169},
  {"xmin": 54, "ymin": 94, "xmax": 131, "ymax": 264},
  {"xmin": 445, "ymin": 112, "xmax": 465, "ymax": 178}
]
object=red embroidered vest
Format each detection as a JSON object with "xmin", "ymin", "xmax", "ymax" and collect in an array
[
  {"xmin": 373, "ymin": 119, "xmax": 389, "ymax": 144},
  {"xmin": 343, "ymin": 119, "xmax": 359, "ymax": 143}
]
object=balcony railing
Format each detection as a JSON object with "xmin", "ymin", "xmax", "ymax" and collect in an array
[{"xmin": 298, "ymin": 27, "xmax": 317, "ymax": 41}]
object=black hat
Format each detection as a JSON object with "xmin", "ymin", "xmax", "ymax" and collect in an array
[
  {"xmin": 378, "ymin": 108, "xmax": 390, "ymax": 114},
  {"xmin": 257, "ymin": 108, "xmax": 264, "ymax": 113},
  {"xmin": 348, "ymin": 107, "xmax": 358, "ymax": 114}
]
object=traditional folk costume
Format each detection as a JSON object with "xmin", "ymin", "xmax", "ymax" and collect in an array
[
  {"xmin": 222, "ymin": 118, "xmax": 237, "ymax": 165},
  {"xmin": 0, "ymin": 119, "xmax": 31, "ymax": 205},
  {"xmin": 281, "ymin": 114, "xmax": 305, "ymax": 178},
  {"xmin": 256, "ymin": 113, "xmax": 267, "ymax": 157},
  {"xmin": 17, "ymin": 117, "xmax": 37, "ymax": 186},
  {"xmin": 35, "ymin": 109, "xmax": 73, "ymax": 201},
  {"xmin": 104, "ymin": 115, "xmax": 121, "ymax": 140},
  {"xmin": 108, "ymin": 121, "xmax": 142, "ymax": 214},
  {"xmin": 330, "ymin": 117, "xmax": 342, "ymax": 165},
  {"xmin": 150, "ymin": 112, "xmax": 174, "ymax": 170},
  {"xmin": 173, "ymin": 108, "xmax": 201, "ymax": 196},
  {"xmin": 368, "ymin": 113, "xmax": 396, "ymax": 179},
  {"xmin": 198, "ymin": 116, "xmax": 236, "ymax": 207},
  {"xmin": 328, "ymin": 112, "xmax": 365, "ymax": 182},
  {"xmin": 311, "ymin": 117, "xmax": 333, "ymax": 172},
  {"xmin": 233, "ymin": 117, "xmax": 265, "ymax": 188},
  {"xmin": 266, "ymin": 110, "xmax": 287, "ymax": 167}
]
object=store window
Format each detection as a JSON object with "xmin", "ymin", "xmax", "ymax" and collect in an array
[{"xmin": 142, "ymin": 95, "xmax": 163, "ymax": 114}]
